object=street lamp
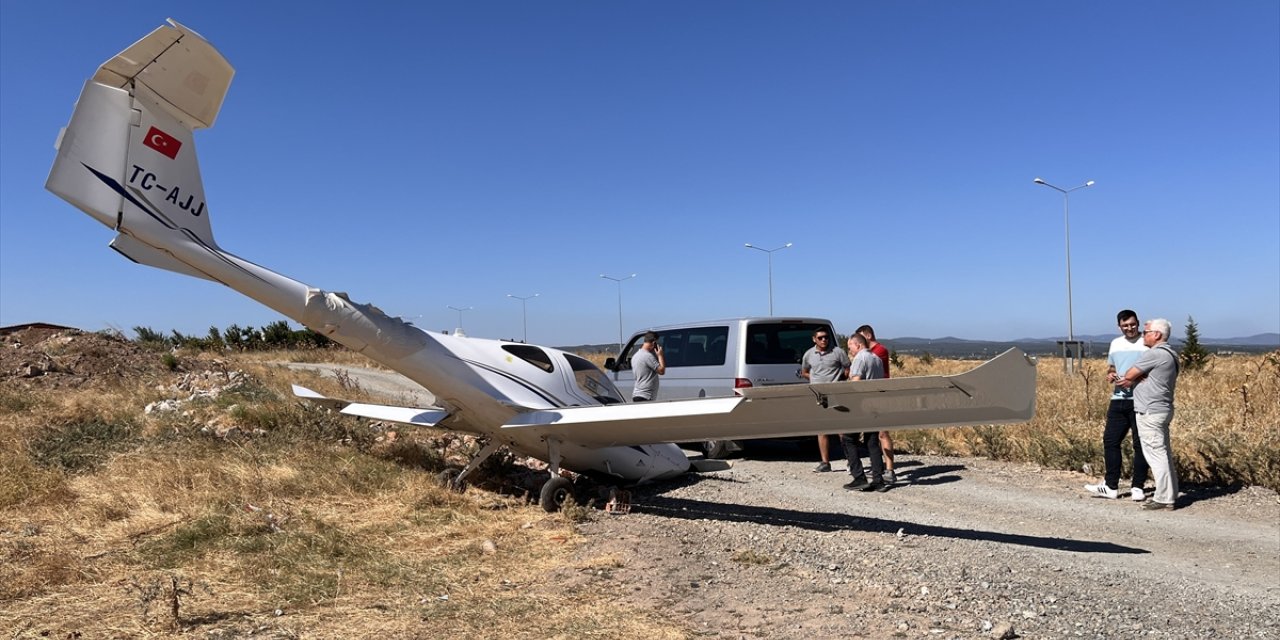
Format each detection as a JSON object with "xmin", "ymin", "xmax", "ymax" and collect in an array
[
  {"xmin": 506, "ymin": 293, "xmax": 539, "ymax": 342},
  {"xmin": 744, "ymin": 242, "xmax": 793, "ymax": 316},
  {"xmin": 600, "ymin": 273, "xmax": 637, "ymax": 352},
  {"xmin": 447, "ymin": 305, "xmax": 473, "ymax": 335},
  {"xmin": 1034, "ymin": 177, "xmax": 1095, "ymax": 373}
]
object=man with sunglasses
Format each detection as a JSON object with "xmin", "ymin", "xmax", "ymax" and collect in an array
[{"xmin": 802, "ymin": 328, "xmax": 849, "ymax": 473}]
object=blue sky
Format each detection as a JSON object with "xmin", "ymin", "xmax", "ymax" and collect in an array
[{"xmin": 2, "ymin": 1, "xmax": 1277, "ymax": 347}]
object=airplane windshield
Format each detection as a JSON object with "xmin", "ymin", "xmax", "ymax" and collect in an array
[{"xmin": 564, "ymin": 354, "xmax": 625, "ymax": 405}]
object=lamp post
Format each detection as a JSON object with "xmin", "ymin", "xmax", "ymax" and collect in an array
[
  {"xmin": 1034, "ymin": 177, "xmax": 1095, "ymax": 373},
  {"xmin": 506, "ymin": 293, "xmax": 539, "ymax": 342},
  {"xmin": 600, "ymin": 273, "xmax": 637, "ymax": 352},
  {"xmin": 744, "ymin": 242, "xmax": 792, "ymax": 316},
  {"xmin": 447, "ymin": 305, "xmax": 473, "ymax": 334}
]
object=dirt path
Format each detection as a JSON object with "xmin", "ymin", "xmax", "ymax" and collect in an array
[
  {"xmin": 568, "ymin": 451, "xmax": 1279, "ymax": 639},
  {"xmin": 313, "ymin": 365, "xmax": 1280, "ymax": 638}
]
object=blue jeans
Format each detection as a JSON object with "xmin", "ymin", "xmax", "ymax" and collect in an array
[{"xmin": 1104, "ymin": 399, "xmax": 1150, "ymax": 491}]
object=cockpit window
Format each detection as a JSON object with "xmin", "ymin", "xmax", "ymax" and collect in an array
[
  {"xmin": 565, "ymin": 354, "xmax": 625, "ymax": 405},
  {"xmin": 502, "ymin": 345, "xmax": 554, "ymax": 372}
]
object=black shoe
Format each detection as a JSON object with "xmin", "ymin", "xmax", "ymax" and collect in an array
[
  {"xmin": 813, "ymin": 461, "xmax": 832, "ymax": 473},
  {"xmin": 873, "ymin": 482, "xmax": 890, "ymax": 493},
  {"xmin": 843, "ymin": 477, "xmax": 870, "ymax": 491},
  {"xmin": 1141, "ymin": 500, "xmax": 1173, "ymax": 511}
]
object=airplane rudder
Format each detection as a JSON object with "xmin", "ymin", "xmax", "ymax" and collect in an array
[{"xmin": 46, "ymin": 80, "xmax": 134, "ymax": 230}]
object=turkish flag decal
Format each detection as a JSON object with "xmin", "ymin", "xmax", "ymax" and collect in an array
[{"xmin": 143, "ymin": 126, "xmax": 182, "ymax": 159}]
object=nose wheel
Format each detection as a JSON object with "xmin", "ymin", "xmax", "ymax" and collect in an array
[{"xmin": 539, "ymin": 475, "xmax": 574, "ymax": 512}]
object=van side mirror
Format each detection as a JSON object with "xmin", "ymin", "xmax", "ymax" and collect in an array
[{"xmin": 603, "ymin": 357, "xmax": 617, "ymax": 371}]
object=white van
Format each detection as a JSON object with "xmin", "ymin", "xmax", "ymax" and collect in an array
[{"xmin": 604, "ymin": 317, "xmax": 837, "ymax": 457}]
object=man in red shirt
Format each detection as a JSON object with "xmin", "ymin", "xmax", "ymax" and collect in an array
[{"xmin": 857, "ymin": 325, "xmax": 898, "ymax": 484}]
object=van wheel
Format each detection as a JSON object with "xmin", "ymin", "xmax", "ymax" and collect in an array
[{"xmin": 702, "ymin": 440, "xmax": 733, "ymax": 459}]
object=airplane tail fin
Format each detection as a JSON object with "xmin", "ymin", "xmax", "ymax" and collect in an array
[
  {"xmin": 47, "ymin": 20, "xmax": 435, "ymax": 365},
  {"xmin": 46, "ymin": 19, "xmax": 233, "ymax": 278}
]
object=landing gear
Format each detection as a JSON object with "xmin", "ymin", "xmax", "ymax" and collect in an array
[
  {"xmin": 435, "ymin": 468, "xmax": 466, "ymax": 492},
  {"xmin": 438, "ymin": 439, "xmax": 503, "ymax": 493},
  {"xmin": 701, "ymin": 439, "xmax": 743, "ymax": 459},
  {"xmin": 539, "ymin": 476, "xmax": 574, "ymax": 512}
]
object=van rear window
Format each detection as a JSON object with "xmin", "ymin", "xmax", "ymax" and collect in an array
[{"xmin": 745, "ymin": 322, "xmax": 831, "ymax": 365}]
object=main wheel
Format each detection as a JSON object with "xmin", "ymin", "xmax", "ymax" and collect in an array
[
  {"xmin": 539, "ymin": 476, "xmax": 574, "ymax": 512},
  {"xmin": 702, "ymin": 440, "xmax": 733, "ymax": 459}
]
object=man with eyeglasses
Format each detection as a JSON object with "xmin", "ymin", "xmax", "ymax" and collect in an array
[
  {"xmin": 801, "ymin": 328, "xmax": 849, "ymax": 473},
  {"xmin": 1084, "ymin": 309, "xmax": 1152, "ymax": 501},
  {"xmin": 1117, "ymin": 318, "xmax": 1180, "ymax": 510}
]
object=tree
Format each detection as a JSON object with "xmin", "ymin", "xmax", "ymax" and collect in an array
[
  {"xmin": 261, "ymin": 320, "xmax": 295, "ymax": 348},
  {"xmin": 1180, "ymin": 316, "xmax": 1210, "ymax": 371}
]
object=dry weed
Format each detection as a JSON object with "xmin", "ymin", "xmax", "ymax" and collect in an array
[
  {"xmin": 892, "ymin": 352, "xmax": 1280, "ymax": 491},
  {"xmin": 0, "ymin": 357, "xmax": 689, "ymax": 638}
]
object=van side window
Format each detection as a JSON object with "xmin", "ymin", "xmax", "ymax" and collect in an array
[{"xmin": 660, "ymin": 326, "xmax": 728, "ymax": 368}]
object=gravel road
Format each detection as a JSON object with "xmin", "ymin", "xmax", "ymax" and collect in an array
[
  {"xmin": 292, "ymin": 364, "xmax": 1280, "ymax": 639},
  {"xmin": 568, "ymin": 450, "xmax": 1279, "ymax": 639}
]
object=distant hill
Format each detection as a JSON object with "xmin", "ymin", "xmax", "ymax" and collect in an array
[
  {"xmin": 1203, "ymin": 333, "xmax": 1280, "ymax": 347},
  {"xmin": 885, "ymin": 333, "xmax": 1278, "ymax": 358}
]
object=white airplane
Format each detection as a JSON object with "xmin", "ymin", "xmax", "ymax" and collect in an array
[{"xmin": 45, "ymin": 20, "xmax": 1037, "ymax": 511}]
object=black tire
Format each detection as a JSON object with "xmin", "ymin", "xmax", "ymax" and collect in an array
[
  {"xmin": 702, "ymin": 439, "xmax": 734, "ymax": 459},
  {"xmin": 539, "ymin": 476, "xmax": 573, "ymax": 512}
]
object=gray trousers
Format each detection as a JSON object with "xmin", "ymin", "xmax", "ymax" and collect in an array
[{"xmin": 1136, "ymin": 410, "xmax": 1178, "ymax": 505}]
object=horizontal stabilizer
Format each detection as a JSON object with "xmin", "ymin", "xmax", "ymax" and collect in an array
[
  {"xmin": 94, "ymin": 19, "xmax": 233, "ymax": 129},
  {"xmin": 340, "ymin": 403, "xmax": 448, "ymax": 428},
  {"xmin": 110, "ymin": 233, "xmax": 216, "ymax": 282},
  {"xmin": 291, "ymin": 384, "xmax": 448, "ymax": 427},
  {"xmin": 290, "ymin": 384, "xmax": 350, "ymax": 410}
]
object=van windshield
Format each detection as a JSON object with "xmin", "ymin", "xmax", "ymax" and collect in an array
[{"xmin": 745, "ymin": 322, "xmax": 833, "ymax": 365}]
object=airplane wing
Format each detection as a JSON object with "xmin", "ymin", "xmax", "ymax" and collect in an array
[
  {"xmin": 501, "ymin": 348, "xmax": 1036, "ymax": 447},
  {"xmin": 292, "ymin": 385, "xmax": 448, "ymax": 427}
]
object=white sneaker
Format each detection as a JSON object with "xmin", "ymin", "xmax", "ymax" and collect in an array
[
  {"xmin": 1131, "ymin": 487, "xmax": 1147, "ymax": 502},
  {"xmin": 1084, "ymin": 483, "xmax": 1119, "ymax": 499}
]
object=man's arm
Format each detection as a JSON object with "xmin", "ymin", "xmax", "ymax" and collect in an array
[
  {"xmin": 1116, "ymin": 367, "xmax": 1143, "ymax": 389},
  {"xmin": 655, "ymin": 345, "xmax": 666, "ymax": 375}
]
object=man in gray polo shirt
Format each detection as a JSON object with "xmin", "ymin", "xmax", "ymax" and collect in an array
[
  {"xmin": 631, "ymin": 331, "xmax": 666, "ymax": 402},
  {"xmin": 802, "ymin": 327, "xmax": 849, "ymax": 472},
  {"xmin": 1118, "ymin": 318, "xmax": 1180, "ymax": 510}
]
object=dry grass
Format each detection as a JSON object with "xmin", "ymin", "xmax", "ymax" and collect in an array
[
  {"xmin": 0, "ymin": 356, "xmax": 687, "ymax": 639},
  {"xmin": 4, "ymin": 346, "xmax": 1275, "ymax": 638},
  {"xmin": 890, "ymin": 351, "xmax": 1280, "ymax": 492}
]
